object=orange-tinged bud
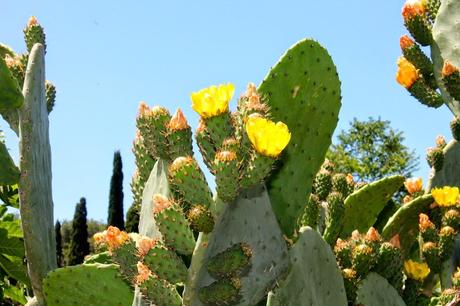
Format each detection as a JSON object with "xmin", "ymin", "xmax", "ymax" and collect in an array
[
  {"xmin": 334, "ymin": 238, "xmax": 348, "ymax": 252},
  {"xmin": 93, "ymin": 230, "xmax": 107, "ymax": 245},
  {"xmin": 396, "ymin": 57, "xmax": 419, "ymax": 89},
  {"xmin": 346, "ymin": 174, "xmax": 354, "ymax": 185},
  {"xmin": 243, "ymin": 83, "xmax": 258, "ymax": 98},
  {"xmin": 402, "ymin": 0, "xmax": 425, "ymax": 20},
  {"xmin": 422, "ymin": 241, "xmax": 436, "ymax": 251},
  {"xmin": 169, "ymin": 156, "xmax": 194, "ymax": 173},
  {"xmin": 390, "ymin": 234, "xmax": 401, "ymax": 249},
  {"xmin": 137, "ymin": 101, "xmax": 150, "ymax": 118},
  {"xmin": 419, "ymin": 213, "xmax": 435, "ymax": 231},
  {"xmin": 355, "ymin": 244, "xmax": 373, "ymax": 255},
  {"xmin": 168, "ymin": 108, "xmax": 189, "ymax": 131},
  {"xmin": 403, "ymin": 195, "xmax": 414, "ymax": 204},
  {"xmin": 106, "ymin": 226, "xmax": 129, "ymax": 250},
  {"xmin": 215, "ymin": 150, "xmax": 237, "ymax": 162},
  {"xmin": 440, "ymin": 226, "xmax": 456, "ymax": 236},
  {"xmin": 137, "ymin": 236, "xmax": 157, "ymax": 256},
  {"xmin": 400, "ymin": 35, "xmax": 415, "ymax": 50},
  {"xmin": 404, "ymin": 177, "xmax": 423, "ymax": 194},
  {"xmin": 27, "ymin": 16, "xmax": 38, "ymax": 27},
  {"xmin": 342, "ymin": 268, "xmax": 357, "ymax": 279},
  {"xmin": 136, "ymin": 262, "xmax": 152, "ymax": 284},
  {"xmin": 436, "ymin": 135, "xmax": 446, "ymax": 148},
  {"xmin": 365, "ymin": 227, "xmax": 381, "ymax": 242},
  {"xmin": 351, "ymin": 230, "xmax": 361, "ymax": 241},
  {"xmin": 152, "ymin": 194, "xmax": 173, "ymax": 214},
  {"xmin": 442, "ymin": 60, "xmax": 458, "ymax": 77}
]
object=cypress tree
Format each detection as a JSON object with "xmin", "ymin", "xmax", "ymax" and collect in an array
[
  {"xmin": 108, "ymin": 151, "xmax": 124, "ymax": 229},
  {"xmin": 55, "ymin": 220, "xmax": 63, "ymax": 267},
  {"xmin": 68, "ymin": 197, "xmax": 90, "ymax": 265},
  {"xmin": 125, "ymin": 204, "xmax": 140, "ymax": 233}
]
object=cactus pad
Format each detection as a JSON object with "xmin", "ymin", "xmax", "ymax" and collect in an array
[
  {"xmin": 190, "ymin": 184, "xmax": 289, "ymax": 306},
  {"xmin": 0, "ymin": 55, "xmax": 23, "ymax": 111},
  {"xmin": 432, "ymin": 0, "xmax": 460, "ymax": 116},
  {"xmin": 0, "ymin": 140, "xmax": 20, "ymax": 185},
  {"xmin": 426, "ymin": 140, "xmax": 460, "ymax": 190},
  {"xmin": 382, "ymin": 194, "xmax": 434, "ymax": 253},
  {"xmin": 258, "ymin": 39, "xmax": 342, "ymax": 237},
  {"xmin": 267, "ymin": 226, "xmax": 347, "ymax": 306},
  {"xmin": 355, "ymin": 272, "xmax": 406, "ymax": 306},
  {"xmin": 43, "ymin": 264, "xmax": 134, "ymax": 306},
  {"xmin": 340, "ymin": 175, "xmax": 405, "ymax": 238}
]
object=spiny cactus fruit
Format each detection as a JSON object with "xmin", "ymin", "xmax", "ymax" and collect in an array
[
  {"xmin": 402, "ymin": 0, "xmax": 432, "ymax": 46},
  {"xmin": 166, "ymin": 108, "xmax": 193, "ymax": 160},
  {"xmin": 23, "ymin": 16, "xmax": 46, "ymax": 53}
]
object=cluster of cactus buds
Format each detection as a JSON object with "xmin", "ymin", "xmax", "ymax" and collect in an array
[
  {"xmin": 426, "ymin": 135, "xmax": 446, "ymax": 171},
  {"xmin": 334, "ymin": 228, "xmax": 403, "ymax": 302}
]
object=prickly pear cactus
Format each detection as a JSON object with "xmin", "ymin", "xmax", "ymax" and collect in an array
[
  {"xmin": 189, "ymin": 185, "xmax": 289, "ymax": 306},
  {"xmin": 432, "ymin": 0, "xmax": 460, "ymax": 116},
  {"xmin": 426, "ymin": 140, "xmax": 460, "ymax": 190},
  {"xmin": 18, "ymin": 43, "xmax": 56, "ymax": 304},
  {"xmin": 382, "ymin": 194, "xmax": 434, "ymax": 252},
  {"xmin": 0, "ymin": 140, "xmax": 20, "ymax": 184},
  {"xmin": 340, "ymin": 175, "xmax": 405, "ymax": 238},
  {"xmin": 259, "ymin": 39, "xmax": 342, "ymax": 238},
  {"xmin": 43, "ymin": 264, "xmax": 134, "ymax": 306},
  {"xmin": 355, "ymin": 273, "xmax": 406, "ymax": 306},
  {"xmin": 267, "ymin": 226, "xmax": 347, "ymax": 306}
]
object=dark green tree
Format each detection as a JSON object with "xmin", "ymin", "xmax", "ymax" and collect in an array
[
  {"xmin": 108, "ymin": 151, "xmax": 124, "ymax": 229},
  {"xmin": 55, "ymin": 220, "xmax": 63, "ymax": 267},
  {"xmin": 68, "ymin": 197, "xmax": 90, "ymax": 265},
  {"xmin": 327, "ymin": 117, "xmax": 419, "ymax": 182},
  {"xmin": 125, "ymin": 204, "xmax": 139, "ymax": 233}
]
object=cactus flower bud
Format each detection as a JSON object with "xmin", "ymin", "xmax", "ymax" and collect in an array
[
  {"xmin": 396, "ymin": 57, "xmax": 419, "ymax": 89},
  {"xmin": 404, "ymin": 177, "xmax": 423, "ymax": 194},
  {"xmin": 137, "ymin": 237, "xmax": 158, "ymax": 257},
  {"xmin": 442, "ymin": 60, "xmax": 458, "ymax": 77},
  {"xmin": 4, "ymin": 54, "xmax": 15, "ymax": 68},
  {"xmin": 152, "ymin": 194, "xmax": 173, "ymax": 214},
  {"xmin": 27, "ymin": 16, "xmax": 38, "ymax": 28},
  {"xmin": 404, "ymin": 259, "xmax": 430, "ymax": 281},
  {"xmin": 191, "ymin": 83, "xmax": 235, "ymax": 118},
  {"xmin": 168, "ymin": 108, "xmax": 189, "ymax": 131},
  {"xmin": 215, "ymin": 150, "xmax": 237, "ymax": 162},
  {"xmin": 106, "ymin": 226, "xmax": 129, "ymax": 251},
  {"xmin": 365, "ymin": 227, "xmax": 381, "ymax": 242},
  {"xmin": 402, "ymin": 1, "xmax": 426, "ymax": 20},
  {"xmin": 400, "ymin": 35, "xmax": 415, "ymax": 50},
  {"xmin": 432, "ymin": 186, "xmax": 459, "ymax": 207},
  {"xmin": 436, "ymin": 135, "xmax": 446, "ymax": 148},
  {"xmin": 136, "ymin": 262, "xmax": 152, "ymax": 284},
  {"xmin": 245, "ymin": 115, "xmax": 291, "ymax": 158},
  {"xmin": 137, "ymin": 101, "xmax": 151, "ymax": 118},
  {"xmin": 389, "ymin": 234, "xmax": 401, "ymax": 249},
  {"xmin": 419, "ymin": 213, "xmax": 435, "ymax": 231}
]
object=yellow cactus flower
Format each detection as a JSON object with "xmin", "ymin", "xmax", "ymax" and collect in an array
[
  {"xmin": 191, "ymin": 83, "xmax": 235, "ymax": 118},
  {"xmin": 404, "ymin": 260, "xmax": 430, "ymax": 281},
  {"xmin": 432, "ymin": 186, "xmax": 460, "ymax": 207},
  {"xmin": 245, "ymin": 115, "xmax": 291, "ymax": 158},
  {"xmin": 396, "ymin": 57, "xmax": 419, "ymax": 89}
]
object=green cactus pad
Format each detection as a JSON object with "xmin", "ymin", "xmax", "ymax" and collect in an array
[
  {"xmin": 432, "ymin": 0, "xmax": 460, "ymax": 116},
  {"xmin": 187, "ymin": 204, "xmax": 214, "ymax": 233},
  {"xmin": 339, "ymin": 175, "xmax": 405, "ymax": 238},
  {"xmin": 267, "ymin": 226, "xmax": 347, "ymax": 306},
  {"xmin": 111, "ymin": 240, "xmax": 139, "ymax": 283},
  {"xmin": 240, "ymin": 153, "xmax": 274, "ymax": 189},
  {"xmin": 214, "ymin": 151, "xmax": 239, "ymax": 203},
  {"xmin": 426, "ymin": 140, "xmax": 460, "ymax": 190},
  {"xmin": 139, "ymin": 274, "xmax": 182, "ymax": 306},
  {"xmin": 18, "ymin": 44, "xmax": 56, "ymax": 304},
  {"xmin": 84, "ymin": 251, "xmax": 113, "ymax": 264},
  {"xmin": 43, "ymin": 264, "xmax": 134, "ymax": 306},
  {"xmin": 0, "ymin": 43, "xmax": 15, "ymax": 58},
  {"xmin": 0, "ymin": 140, "xmax": 20, "ymax": 185},
  {"xmin": 143, "ymin": 244, "xmax": 188, "ymax": 284},
  {"xmin": 24, "ymin": 24, "xmax": 46, "ymax": 53},
  {"xmin": 155, "ymin": 203, "xmax": 196, "ymax": 255},
  {"xmin": 374, "ymin": 242, "xmax": 404, "ymax": 293},
  {"xmin": 190, "ymin": 185, "xmax": 289, "ymax": 306},
  {"xmin": 169, "ymin": 156, "xmax": 213, "ymax": 209},
  {"xmin": 198, "ymin": 278, "xmax": 242, "ymax": 306},
  {"xmin": 206, "ymin": 243, "xmax": 252, "ymax": 279},
  {"xmin": 382, "ymin": 194, "xmax": 434, "ymax": 253},
  {"xmin": 323, "ymin": 191, "xmax": 345, "ymax": 245},
  {"xmin": 0, "ymin": 56, "xmax": 23, "ymax": 112},
  {"xmin": 259, "ymin": 39, "xmax": 342, "ymax": 238},
  {"xmin": 355, "ymin": 272, "xmax": 406, "ymax": 306}
]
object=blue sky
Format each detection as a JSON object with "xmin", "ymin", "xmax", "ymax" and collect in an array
[{"xmin": 1, "ymin": 1, "xmax": 454, "ymax": 222}]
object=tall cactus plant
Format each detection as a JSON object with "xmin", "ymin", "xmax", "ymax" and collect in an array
[{"xmin": 0, "ymin": 17, "xmax": 57, "ymax": 305}]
